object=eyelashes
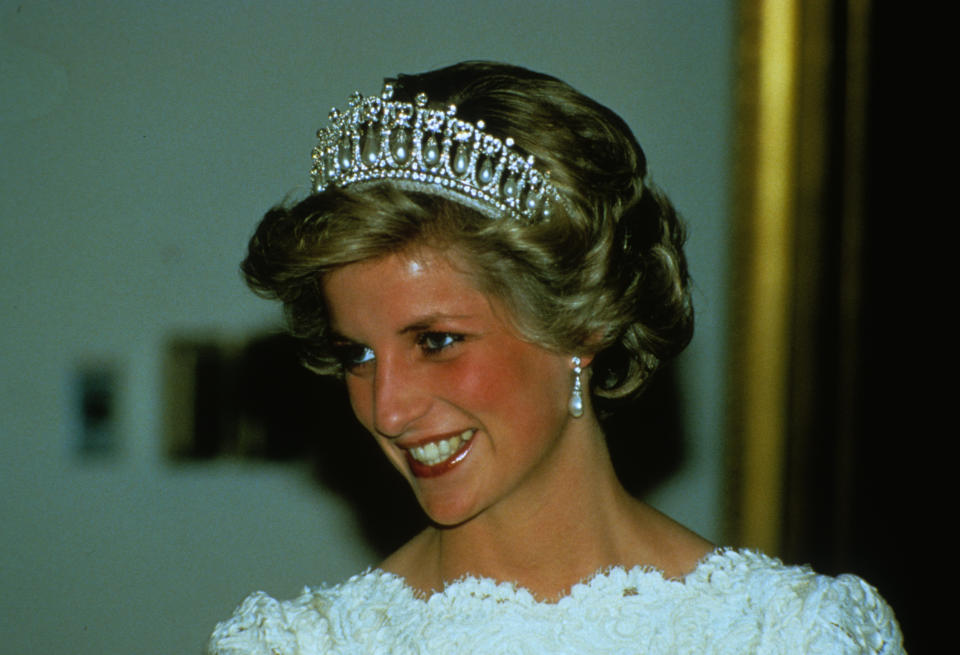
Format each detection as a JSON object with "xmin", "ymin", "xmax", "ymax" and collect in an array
[
  {"xmin": 332, "ymin": 331, "xmax": 465, "ymax": 373},
  {"xmin": 330, "ymin": 342, "xmax": 375, "ymax": 372},
  {"xmin": 416, "ymin": 331, "xmax": 465, "ymax": 354}
]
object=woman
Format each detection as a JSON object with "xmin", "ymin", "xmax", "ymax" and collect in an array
[{"xmin": 209, "ymin": 62, "xmax": 902, "ymax": 654}]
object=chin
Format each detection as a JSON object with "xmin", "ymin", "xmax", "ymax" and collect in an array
[{"xmin": 413, "ymin": 489, "xmax": 481, "ymax": 528}]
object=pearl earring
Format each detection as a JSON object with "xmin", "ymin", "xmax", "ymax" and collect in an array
[{"xmin": 569, "ymin": 356, "xmax": 584, "ymax": 418}]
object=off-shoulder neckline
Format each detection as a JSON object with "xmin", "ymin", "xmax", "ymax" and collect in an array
[{"xmin": 353, "ymin": 548, "xmax": 775, "ymax": 606}]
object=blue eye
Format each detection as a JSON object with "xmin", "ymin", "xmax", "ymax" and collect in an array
[
  {"xmin": 332, "ymin": 342, "xmax": 375, "ymax": 372},
  {"xmin": 417, "ymin": 332, "xmax": 464, "ymax": 354}
]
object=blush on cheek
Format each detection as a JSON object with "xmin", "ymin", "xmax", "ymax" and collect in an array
[
  {"xmin": 453, "ymin": 348, "xmax": 565, "ymax": 439},
  {"xmin": 452, "ymin": 358, "xmax": 504, "ymax": 408}
]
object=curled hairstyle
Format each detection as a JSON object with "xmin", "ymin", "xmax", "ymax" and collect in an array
[{"xmin": 243, "ymin": 62, "xmax": 692, "ymax": 399}]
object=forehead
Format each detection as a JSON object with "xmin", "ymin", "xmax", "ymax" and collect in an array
[{"xmin": 322, "ymin": 248, "xmax": 497, "ymax": 332}]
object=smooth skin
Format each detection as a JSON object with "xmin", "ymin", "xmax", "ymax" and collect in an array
[{"xmin": 323, "ymin": 246, "xmax": 713, "ymax": 601}]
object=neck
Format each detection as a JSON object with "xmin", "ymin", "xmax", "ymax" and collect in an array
[{"xmin": 426, "ymin": 414, "xmax": 646, "ymax": 600}]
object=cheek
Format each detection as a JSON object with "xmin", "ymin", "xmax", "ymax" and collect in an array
[
  {"xmin": 451, "ymin": 358, "xmax": 505, "ymax": 408},
  {"xmin": 452, "ymin": 345, "xmax": 567, "ymax": 432},
  {"xmin": 344, "ymin": 377, "xmax": 374, "ymax": 431},
  {"xmin": 344, "ymin": 376, "xmax": 408, "ymax": 473}
]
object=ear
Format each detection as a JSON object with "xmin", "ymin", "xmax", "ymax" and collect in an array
[
  {"xmin": 574, "ymin": 330, "xmax": 606, "ymax": 369},
  {"xmin": 575, "ymin": 353, "xmax": 596, "ymax": 368}
]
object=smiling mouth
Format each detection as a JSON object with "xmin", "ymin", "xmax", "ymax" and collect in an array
[{"xmin": 408, "ymin": 429, "xmax": 475, "ymax": 466}]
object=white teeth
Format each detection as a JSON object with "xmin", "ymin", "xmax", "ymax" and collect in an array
[{"xmin": 409, "ymin": 429, "xmax": 475, "ymax": 466}]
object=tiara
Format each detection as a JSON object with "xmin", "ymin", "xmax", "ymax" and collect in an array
[{"xmin": 310, "ymin": 82, "xmax": 562, "ymax": 222}]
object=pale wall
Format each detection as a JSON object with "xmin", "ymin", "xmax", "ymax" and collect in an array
[{"xmin": 0, "ymin": 2, "xmax": 733, "ymax": 652}]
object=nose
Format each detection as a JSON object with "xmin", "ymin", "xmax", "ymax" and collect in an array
[{"xmin": 371, "ymin": 353, "xmax": 430, "ymax": 438}]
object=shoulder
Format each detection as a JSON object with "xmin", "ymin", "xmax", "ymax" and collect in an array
[
  {"xmin": 206, "ymin": 588, "xmax": 331, "ymax": 655},
  {"xmin": 690, "ymin": 549, "xmax": 904, "ymax": 654},
  {"xmin": 206, "ymin": 571, "xmax": 414, "ymax": 655}
]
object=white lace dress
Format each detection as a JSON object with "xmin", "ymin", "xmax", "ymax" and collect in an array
[{"xmin": 207, "ymin": 549, "xmax": 904, "ymax": 654}]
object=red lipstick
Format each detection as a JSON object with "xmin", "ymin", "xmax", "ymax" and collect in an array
[{"xmin": 405, "ymin": 433, "xmax": 475, "ymax": 478}]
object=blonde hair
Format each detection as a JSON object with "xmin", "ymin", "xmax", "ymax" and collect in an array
[{"xmin": 243, "ymin": 62, "xmax": 692, "ymax": 399}]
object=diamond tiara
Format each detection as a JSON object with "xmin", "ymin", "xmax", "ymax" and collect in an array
[{"xmin": 310, "ymin": 82, "xmax": 563, "ymax": 222}]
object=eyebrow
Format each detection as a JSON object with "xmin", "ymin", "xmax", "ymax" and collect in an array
[
  {"xmin": 328, "ymin": 330, "xmax": 356, "ymax": 344},
  {"xmin": 398, "ymin": 313, "xmax": 473, "ymax": 335},
  {"xmin": 330, "ymin": 313, "xmax": 474, "ymax": 343}
]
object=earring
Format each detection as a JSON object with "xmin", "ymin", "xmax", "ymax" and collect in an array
[{"xmin": 569, "ymin": 356, "xmax": 584, "ymax": 418}]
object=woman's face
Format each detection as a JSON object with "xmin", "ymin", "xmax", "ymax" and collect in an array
[{"xmin": 322, "ymin": 247, "xmax": 578, "ymax": 526}]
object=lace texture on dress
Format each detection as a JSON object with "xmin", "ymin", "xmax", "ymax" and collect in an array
[{"xmin": 208, "ymin": 549, "xmax": 904, "ymax": 655}]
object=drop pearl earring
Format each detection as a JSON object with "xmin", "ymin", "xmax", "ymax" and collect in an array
[{"xmin": 569, "ymin": 356, "xmax": 584, "ymax": 418}]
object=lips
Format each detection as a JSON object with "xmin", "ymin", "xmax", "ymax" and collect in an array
[{"xmin": 404, "ymin": 429, "xmax": 476, "ymax": 478}]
